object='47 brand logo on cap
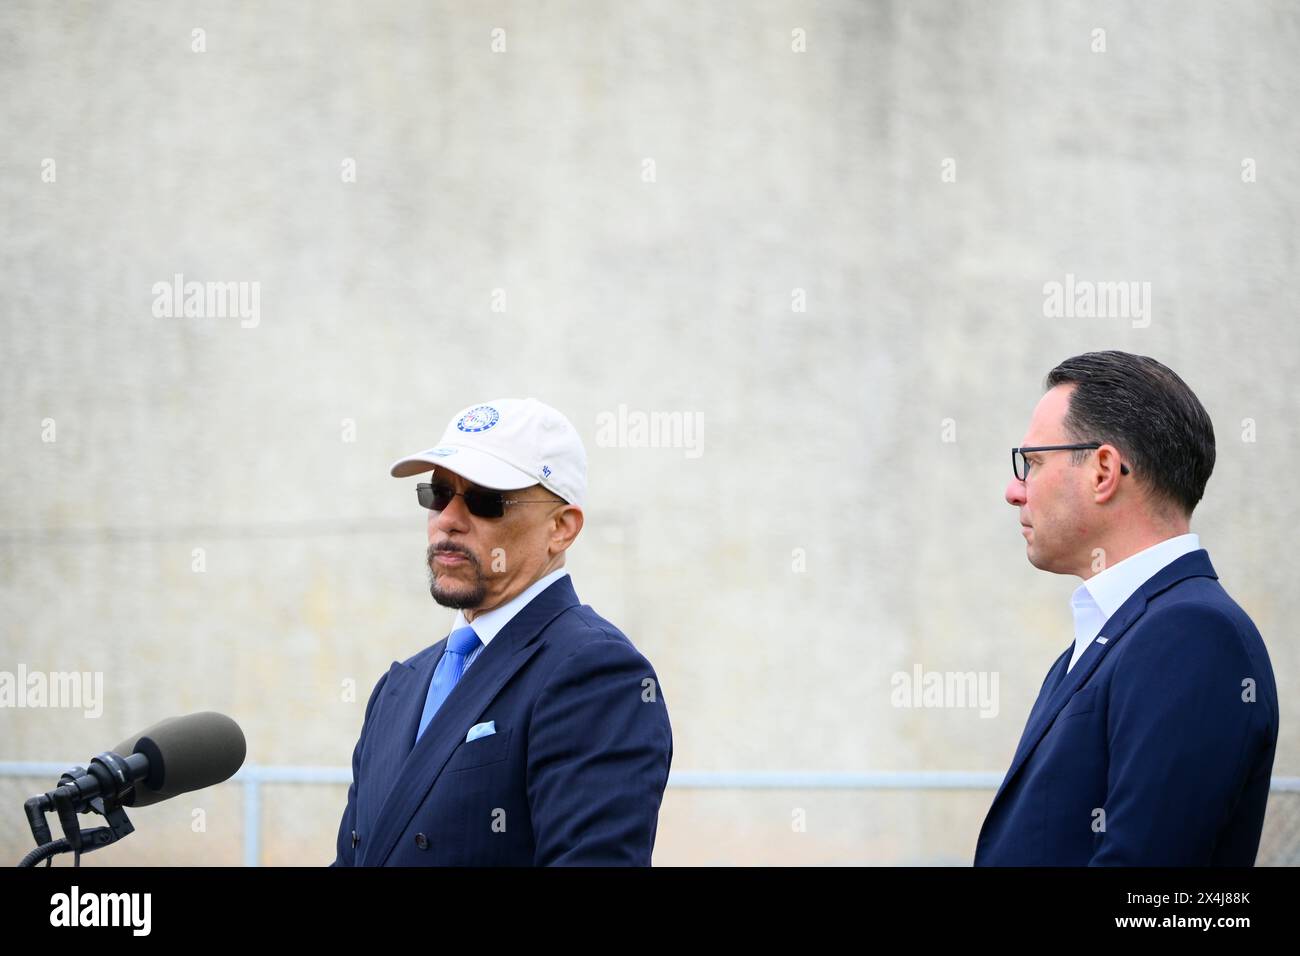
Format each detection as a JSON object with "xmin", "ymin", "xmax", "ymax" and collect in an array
[{"xmin": 457, "ymin": 406, "xmax": 500, "ymax": 433}]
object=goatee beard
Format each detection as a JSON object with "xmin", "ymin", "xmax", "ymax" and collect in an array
[{"xmin": 427, "ymin": 543, "xmax": 488, "ymax": 609}]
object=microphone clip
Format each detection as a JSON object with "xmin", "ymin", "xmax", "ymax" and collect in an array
[{"xmin": 20, "ymin": 751, "xmax": 141, "ymax": 867}]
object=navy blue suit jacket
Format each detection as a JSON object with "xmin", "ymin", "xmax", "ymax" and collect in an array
[
  {"xmin": 331, "ymin": 575, "xmax": 673, "ymax": 865},
  {"xmin": 975, "ymin": 550, "xmax": 1278, "ymax": 866}
]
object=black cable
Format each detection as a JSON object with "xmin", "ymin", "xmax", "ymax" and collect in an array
[{"xmin": 17, "ymin": 839, "xmax": 68, "ymax": 868}]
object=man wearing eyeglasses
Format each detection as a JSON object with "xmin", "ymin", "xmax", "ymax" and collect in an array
[
  {"xmin": 975, "ymin": 351, "xmax": 1278, "ymax": 866},
  {"xmin": 331, "ymin": 398, "xmax": 673, "ymax": 866}
]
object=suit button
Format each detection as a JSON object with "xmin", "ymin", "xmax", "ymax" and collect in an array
[
  {"xmin": 351, "ymin": 830, "xmax": 359, "ymax": 849},
  {"xmin": 414, "ymin": 833, "xmax": 429, "ymax": 850}
]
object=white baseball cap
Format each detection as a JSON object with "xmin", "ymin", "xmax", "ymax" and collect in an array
[{"xmin": 389, "ymin": 398, "xmax": 587, "ymax": 508}]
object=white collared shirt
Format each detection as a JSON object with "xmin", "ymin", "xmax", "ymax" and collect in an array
[
  {"xmin": 1066, "ymin": 533, "xmax": 1201, "ymax": 672},
  {"xmin": 453, "ymin": 567, "xmax": 570, "ymax": 672}
]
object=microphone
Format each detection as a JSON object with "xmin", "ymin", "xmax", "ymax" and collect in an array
[
  {"xmin": 20, "ymin": 712, "xmax": 246, "ymax": 865},
  {"xmin": 112, "ymin": 711, "xmax": 247, "ymax": 807}
]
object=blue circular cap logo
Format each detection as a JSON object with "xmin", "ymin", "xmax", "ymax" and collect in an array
[{"xmin": 456, "ymin": 405, "xmax": 500, "ymax": 433}]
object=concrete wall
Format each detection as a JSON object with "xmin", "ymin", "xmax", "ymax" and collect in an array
[{"xmin": 2, "ymin": 0, "xmax": 1296, "ymax": 865}]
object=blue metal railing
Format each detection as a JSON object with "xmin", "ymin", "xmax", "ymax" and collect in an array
[{"xmin": 4, "ymin": 761, "xmax": 1298, "ymax": 866}]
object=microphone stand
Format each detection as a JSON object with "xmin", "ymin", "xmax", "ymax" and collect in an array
[{"xmin": 17, "ymin": 753, "xmax": 140, "ymax": 867}]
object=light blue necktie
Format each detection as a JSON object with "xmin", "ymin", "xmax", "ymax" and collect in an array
[{"xmin": 415, "ymin": 626, "xmax": 481, "ymax": 743}]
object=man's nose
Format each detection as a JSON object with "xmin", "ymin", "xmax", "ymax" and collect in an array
[
  {"xmin": 430, "ymin": 491, "xmax": 472, "ymax": 534},
  {"xmin": 1005, "ymin": 477, "xmax": 1027, "ymax": 507}
]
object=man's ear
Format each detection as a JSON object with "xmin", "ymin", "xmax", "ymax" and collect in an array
[
  {"xmin": 1092, "ymin": 443, "xmax": 1126, "ymax": 504},
  {"xmin": 549, "ymin": 505, "xmax": 584, "ymax": 555}
]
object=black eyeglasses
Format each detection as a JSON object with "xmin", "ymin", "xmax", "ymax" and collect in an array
[
  {"xmin": 1012, "ymin": 444, "xmax": 1130, "ymax": 481},
  {"xmin": 416, "ymin": 481, "xmax": 557, "ymax": 519}
]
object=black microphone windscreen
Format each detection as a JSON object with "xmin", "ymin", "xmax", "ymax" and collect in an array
[{"xmin": 114, "ymin": 712, "xmax": 246, "ymax": 808}]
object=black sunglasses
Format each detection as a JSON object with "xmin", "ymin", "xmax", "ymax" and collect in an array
[
  {"xmin": 1012, "ymin": 444, "xmax": 1130, "ymax": 481},
  {"xmin": 416, "ymin": 481, "xmax": 557, "ymax": 519}
]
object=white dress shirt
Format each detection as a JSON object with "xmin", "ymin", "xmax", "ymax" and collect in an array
[
  {"xmin": 1066, "ymin": 533, "xmax": 1201, "ymax": 672},
  {"xmin": 452, "ymin": 567, "xmax": 570, "ymax": 673}
]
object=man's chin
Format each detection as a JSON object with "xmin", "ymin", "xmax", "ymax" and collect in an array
[
  {"xmin": 428, "ymin": 572, "xmax": 486, "ymax": 609},
  {"xmin": 1025, "ymin": 546, "xmax": 1071, "ymax": 576},
  {"xmin": 429, "ymin": 587, "xmax": 485, "ymax": 609}
]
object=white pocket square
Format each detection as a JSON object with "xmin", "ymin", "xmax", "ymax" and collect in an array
[{"xmin": 466, "ymin": 720, "xmax": 496, "ymax": 742}]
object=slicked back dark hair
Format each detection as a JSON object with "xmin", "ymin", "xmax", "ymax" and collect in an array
[{"xmin": 1044, "ymin": 351, "xmax": 1215, "ymax": 516}]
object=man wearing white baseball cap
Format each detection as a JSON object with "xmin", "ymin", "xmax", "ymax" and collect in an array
[{"xmin": 331, "ymin": 398, "xmax": 673, "ymax": 866}]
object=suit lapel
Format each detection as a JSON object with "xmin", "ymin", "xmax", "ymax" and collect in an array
[
  {"xmin": 1022, "ymin": 644, "xmax": 1073, "ymax": 732},
  {"xmin": 989, "ymin": 549, "xmax": 1218, "ymax": 808},
  {"xmin": 361, "ymin": 576, "xmax": 580, "ymax": 865},
  {"xmin": 357, "ymin": 653, "xmax": 444, "ymax": 825}
]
